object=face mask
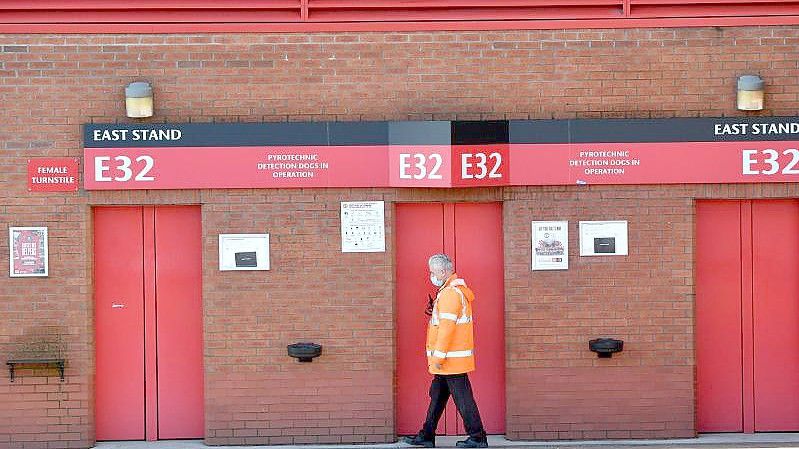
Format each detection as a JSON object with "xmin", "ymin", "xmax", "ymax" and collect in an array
[{"xmin": 430, "ymin": 273, "xmax": 445, "ymax": 287}]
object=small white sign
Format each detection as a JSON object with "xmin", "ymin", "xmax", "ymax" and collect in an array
[
  {"xmin": 532, "ymin": 221, "xmax": 568, "ymax": 270},
  {"xmin": 341, "ymin": 201, "xmax": 386, "ymax": 253},
  {"xmin": 579, "ymin": 221, "xmax": 628, "ymax": 256},
  {"xmin": 219, "ymin": 234, "xmax": 270, "ymax": 271}
]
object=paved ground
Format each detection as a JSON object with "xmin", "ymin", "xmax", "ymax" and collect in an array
[{"xmin": 93, "ymin": 433, "xmax": 799, "ymax": 449}]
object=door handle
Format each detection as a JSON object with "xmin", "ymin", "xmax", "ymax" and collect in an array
[{"xmin": 112, "ymin": 303, "xmax": 126, "ymax": 309}]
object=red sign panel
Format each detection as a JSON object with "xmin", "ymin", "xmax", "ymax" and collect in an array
[
  {"xmin": 451, "ymin": 144, "xmax": 509, "ymax": 188},
  {"xmin": 28, "ymin": 158, "xmax": 79, "ymax": 192},
  {"xmin": 510, "ymin": 141, "xmax": 799, "ymax": 185},
  {"xmin": 388, "ymin": 145, "xmax": 452, "ymax": 188},
  {"xmin": 84, "ymin": 146, "xmax": 388, "ymax": 190},
  {"xmin": 83, "ymin": 141, "xmax": 799, "ymax": 190}
]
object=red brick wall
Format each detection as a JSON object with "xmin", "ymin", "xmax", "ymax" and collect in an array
[
  {"xmin": 504, "ymin": 183, "xmax": 799, "ymax": 440},
  {"xmin": 504, "ymin": 185, "xmax": 697, "ymax": 440},
  {"xmin": 201, "ymin": 188, "xmax": 396, "ymax": 445},
  {"xmin": 0, "ymin": 26, "xmax": 798, "ymax": 448}
]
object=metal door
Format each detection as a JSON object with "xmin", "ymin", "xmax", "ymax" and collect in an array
[
  {"xmin": 396, "ymin": 203, "xmax": 505, "ymax": 436},
  {"xmin": 752, "ymin": 200, "xmax": 799, "ymax": 431},
  {"xmin": 95, "ymin": 207, "xmax": 146, "ymax": 440},
  {"xmin": 154, "ymin": 206, "xmax": 205, "ymax": 438},
  {"xmin": 95, "ymin": 206, "xmax": 204, "ymax": 441},
  {"xmin": 453, "ymin": 203, "xmax": 505, "ymax": 434},
  {"xmin": 696, "ymin": 200, "xmax": 799, "ymax": 433}
]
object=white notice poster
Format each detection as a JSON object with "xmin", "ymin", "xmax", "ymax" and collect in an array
[
  {"xmin": 532, "ymin": 221, "xmax": 569, "ymax": 270},
  {"xmin": 219, "ymin": 234, "xmax": 270, "ymax": 271},
  {"xmin": 579, "ymin": 221, "xmax": 628, "ymax": 256},
  {"xmin": 341, "ymin": 201, "xmax": 386, "ymax": 253}
]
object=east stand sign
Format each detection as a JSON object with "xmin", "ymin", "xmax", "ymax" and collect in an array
[{"xmin": 83, "ymin": 118, "xmax": 799, "ymax": 190}]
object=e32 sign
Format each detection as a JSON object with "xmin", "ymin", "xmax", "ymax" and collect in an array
[
  {"xmin": 390, "ymin": 147, "xmax": 451, "ymax": 187},
  {"xmin": 452, "ymin": 145, "xmax": 509, "ymax": 187},
  {"xmin": 390, "ymin": 146, "xmax": 510, "ymax": 187}
]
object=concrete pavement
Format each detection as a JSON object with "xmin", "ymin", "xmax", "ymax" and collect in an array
[{"xmin": 93, "ymin": 433, "xmax": 799, "ymax": 449}]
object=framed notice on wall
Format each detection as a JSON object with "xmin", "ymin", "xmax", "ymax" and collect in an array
[
  {"xmin": 9, "ymin": 227, "xmax": 49, "ymax": 277},
  {"xmin": 341, "ymin": 201, "xmax": 386, "ymax": 253},
  {"xmin": 219, "ymin": 234, "xmax": 270, "ymax": 271},
  {"xmin": 579, "ymin": 221, "xmax": 629, "ymax": 256},
  {"xmin": 532, "ymin": 221, "xmax": 568, "ymax": 270}
]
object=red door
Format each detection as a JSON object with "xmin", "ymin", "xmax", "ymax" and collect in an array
[
  {"xmin": 751, "ymin": 201, "xmax": 799, "ymax": 431},
  {"xmin": 396, "ymin": 203, "xmax": 505, "ymax": 436},
  {"xmin": 95, "ymin": 206, "xmax": 204, "ymax": 441},
  {"xmin": 696, "ymin": 200, "xmax": 799, "ymax": 433},
  {"xmin": 95, "ymin": 207, "xmax": 146, "ymax": 440}
]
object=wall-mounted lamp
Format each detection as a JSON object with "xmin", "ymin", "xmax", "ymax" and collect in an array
[
  {"xmin": 737, "ymin": 75, "xmax": 764, "ymax": 111},
  {"xmin": 125, "ymin": 81, "xmax": 154, "ymax": 118}
]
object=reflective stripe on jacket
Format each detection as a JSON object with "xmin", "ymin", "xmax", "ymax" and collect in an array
[{"xmin": 426, "ymin": 273, "xmax": 476, "ymax": 375}]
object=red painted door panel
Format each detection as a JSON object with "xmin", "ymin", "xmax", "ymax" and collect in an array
[
  {"xmin": 95, "ymin": 206, "xmax": 203, "ymax": 441},
  {"xmin": 95, "ymin": 207, "xmax": 146, "ymax": 441},
  {"xmin": 396, "ymin": 203, "xmax": 505, "ymax": 436},
  {"xmin": 697, "ymin": 200, "xmax": 799, "ymax": 433},
  {"xmin": 752, "ymin": 200, "xmax": 799, "ymax": 431},
  {"xmin": 396, "ymin": 203, "xmax": 445, "ymax": 436},
  {"xmin": 454, "ymin": 203, "xmax": 505, "ymax": 434},
  {"xmin": 155, "ymin": 206, "xmax": 205, "ymax": 439},
  {"xmin": 695, "ymin": 201, "xmax": 744, "ymax": 432}
]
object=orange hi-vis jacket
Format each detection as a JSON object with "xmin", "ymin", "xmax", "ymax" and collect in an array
[{"xmin": 426, "ymin": 273, "xmax": 476, "ymax": 375}]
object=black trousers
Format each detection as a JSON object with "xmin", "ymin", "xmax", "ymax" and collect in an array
[{"xmin": 421, "ymin": 373, "xmax": 486, "ymax": 440}]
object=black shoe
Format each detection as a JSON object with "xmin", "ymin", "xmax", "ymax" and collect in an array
[
  {"xmin": 455, "ymin": 436, "xmax": 488, "ymax": 448},
  {"xmin": 403, "ymin": 432, "xmax": 435, "ymax": 448}
]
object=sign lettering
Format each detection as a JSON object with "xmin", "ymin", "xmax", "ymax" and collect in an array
[
  {"xmin": 94, "ymin": 155, "xmax": 155, "ymax": 183},
  {"xmin": 399, "ymin": 153, "xmax": 443, "ymax": 180},
  {"xmin": 742, "ymin": 148, "xmax": 799, "ymax": 175},
  {"xmin": 27, "ymin": 158, "xmax": 79, "ymax": 192},
  {"xmin": 461, "ymin": 152, "xmax": 503, "ymax": 180}
]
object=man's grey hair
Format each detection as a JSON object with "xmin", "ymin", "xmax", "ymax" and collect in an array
[{"xmin": 428, "ymin": 254, "xmax": 454, "ymax": 272}]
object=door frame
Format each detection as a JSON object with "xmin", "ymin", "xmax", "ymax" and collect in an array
[
  {"xmin": 696, "ymin": 199, "xmax": 799, "ymax": 433},
  {"xmin": 393, "ymin": 201, "xmax": 506, "ymax": 436},
  {"xmin": 93, "ymin": 205, "xmax": 204, "ymax": 441}
]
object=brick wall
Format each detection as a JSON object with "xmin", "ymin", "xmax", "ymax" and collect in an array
[
  {"xmin": 504, "ymin": 185, "xmax": 697, "ymax": 440},
  {"xmin": 0, "ymin": 26, "xmax": 798, "ymax": 448},
  {"xmin": 504, "ymin": 183, "xmax": 799, "ymax": 440},
  {"xmin": 201, "ymin": 188, "xmax": 396, "ymax": 445}
]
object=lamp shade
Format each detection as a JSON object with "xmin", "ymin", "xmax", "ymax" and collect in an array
[
  {"xmin": 125, "ymin": 81, "xmax": 154, "ymax": 118},
  {"xmin": 737, "ymin": 75, "xmax": 764, "ymax": 111}
]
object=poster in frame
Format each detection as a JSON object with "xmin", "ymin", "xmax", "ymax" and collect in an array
[
  {"xmin": 9, "ymin": 226, "xmax": 49, "ymax": 277},
  {"xmin": 532, "ymin": 221, "xmax": 569, "ymax": 270}
]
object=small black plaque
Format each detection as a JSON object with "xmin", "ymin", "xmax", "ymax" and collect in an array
[
  {"xmin": 593, "ymin": 237, "xmax": 616, "ymax": 254},
  {"xmin": 235, "ymin": 251, "xmax": 257, "ymax": 267}
]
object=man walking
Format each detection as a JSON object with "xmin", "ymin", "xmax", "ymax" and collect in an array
[{"xmin": 404, "ymin": 254, "xmax": 488, "ymax": 448}]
